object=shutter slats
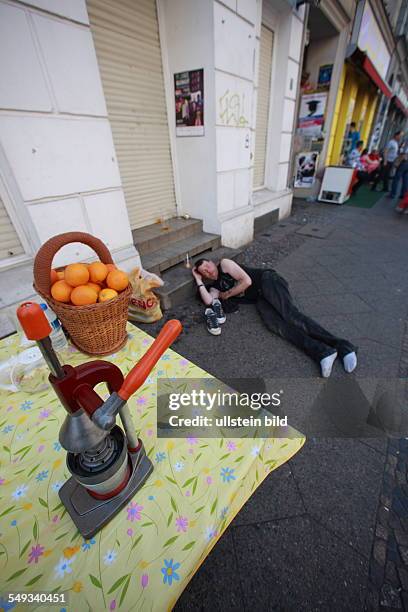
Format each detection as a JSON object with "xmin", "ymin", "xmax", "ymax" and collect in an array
[
  {"xmin": 253, "ymin": 25, "xmax": 273, "ymax": 188},
  {"xmin": 0, "ymin": 195, "xmax": 24, "ymax": 259},
  {"xmin": 87, "ymin": 0, "xmax": 176, "ymax": 229}
]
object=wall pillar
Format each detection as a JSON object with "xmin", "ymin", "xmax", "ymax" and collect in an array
[{"xmin": 331, "ymin": 66, "xmax": 358, "ymax": 163}]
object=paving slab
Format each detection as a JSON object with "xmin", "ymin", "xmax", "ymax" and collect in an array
[
  {"xmin": 289, "ymin": 438, "xmax": 384, "ymax": 557},
  {"xmin": 231, "ymin": 463, "xmax": 305, "ymax": 526},
  {"xmin": 232, "ymin": 516, "xmax": 368, "ymax": 612},
  {"xmin": 174, "ymin": 529, "xmax": 243, "ymax": 611},
  {"xmin": 350, "ymin": 337, "xmax": 401, "ymax": 377},
  {"xmin": 295, "ymin": 223, "xmax": 334, "ymax": 239},
  {"xmin": 297, "ymin": 293, "xmax": 373, "ymax": 317},
  {"xmin": 350, "ymin": 313, "xmax": 405, "ymax": 350},
  {"xmin": 357, "ymin": 290, "xmax": 408, "ymax": 317}
]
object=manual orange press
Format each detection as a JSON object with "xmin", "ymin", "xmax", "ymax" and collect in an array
[{"xmin": 17, "ymin": 302, "xmax": 182, "ymax": 539}]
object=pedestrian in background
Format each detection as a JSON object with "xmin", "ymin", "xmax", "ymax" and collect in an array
[
  {"xmin": 348, "ymin": 122, "xmax": 361, "ymax": 152},
  {"xmin": 371, "ymin": 130, "xmax": 402, "ymax": 192},
  {"xmin": 390, "ymin": 140, "xmax": 408, "ymax": 202},
  {"xmin": 346, "ymin": 140, "xmax": 364, "ymax": 168}
]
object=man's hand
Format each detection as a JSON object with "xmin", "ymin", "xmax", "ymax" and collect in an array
[
  {"xmin": 218, "ymin": 291, "xmax": 230, "ymax": 300},
  {"xmin": 192, "ymin": 267, "xmax": 202, "ymax": 282}
]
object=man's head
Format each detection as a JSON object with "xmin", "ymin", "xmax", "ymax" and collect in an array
[
  {"xmin": 350, "ymin": 122, "xmax": 356, "ymax": 131},
  {"xmin": 194, "ymin": 258, "xmax": 218, "ymax": 280},
  {"xmin": 395, "ymin": 131, "xmax": 402, "ymax": 141}
]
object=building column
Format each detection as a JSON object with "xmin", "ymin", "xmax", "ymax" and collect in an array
[{"xmin": 330, "ymin": 66, "xmax": 358, "ymax": 164}]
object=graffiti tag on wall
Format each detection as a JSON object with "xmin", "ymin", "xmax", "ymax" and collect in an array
[{"xmin": 219, "ymin": 90, "xmax": 249, "ymax": 127}]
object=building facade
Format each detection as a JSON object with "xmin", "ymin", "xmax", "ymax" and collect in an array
[
  {"xmin": 292, "ymin": 0, "xmax": 356, "ymax": 198},
  {"xmin": 0, "ymin": 0, "xmax": 306, "ymax": 324},
  {"xmin": 292, "ymin": 0, "xmax": 408, "ymax": 198}
]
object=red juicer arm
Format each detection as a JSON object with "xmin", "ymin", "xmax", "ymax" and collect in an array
[{"xmin": 118, "ymin": 320, "xmax": 182, "ymax": 401}]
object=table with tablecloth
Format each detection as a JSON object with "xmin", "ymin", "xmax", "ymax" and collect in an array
[{"xmin": 0, "ymin": 324, "xmax": 305, "ymax": 611}]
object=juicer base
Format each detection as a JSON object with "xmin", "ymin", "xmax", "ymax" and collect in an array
[{"xmin": 59, "ymin": 444, "xmax": 153, "ymax": 539}]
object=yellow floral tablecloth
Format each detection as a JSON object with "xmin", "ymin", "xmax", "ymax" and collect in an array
[{"xmin": 0, "ymin": 324, "xmax": 305, "ymax": 611}]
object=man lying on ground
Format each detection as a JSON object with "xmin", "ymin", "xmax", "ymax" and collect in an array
[{"xmin": 192, "ymin": 257, "xmax": 357, "ymax": 379}]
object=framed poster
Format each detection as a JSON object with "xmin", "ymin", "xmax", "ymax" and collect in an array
[
  {"xmin": 298, "ymin": 92, "xmax": 328, "ymax": 139},
  {"xmin": 294, "ymin": 152, "xmax": 319, "ymax": 188},
  {"xmin": 174, "ymin": 69, "xmax": 204, "ymax": 137},
  {"xmin": 318, "ymin": 64, "xmax": 333, "ymax": 88}
]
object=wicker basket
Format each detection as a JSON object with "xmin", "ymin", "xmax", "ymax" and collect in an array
[{"xmin": 33, "ymin": 231, "xmax": 131, "ymax": 356}]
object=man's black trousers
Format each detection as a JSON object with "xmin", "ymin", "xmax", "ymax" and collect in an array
[{"xmin": 257, "ymin": 271, "xmax": 356, "ymax": 363}]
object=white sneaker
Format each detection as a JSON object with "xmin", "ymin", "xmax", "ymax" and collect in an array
[
  {"xmin": 205, "ymin": 308, "xmax": 221, "ymax": 335},
  {"xmin": 212, "ymin": 299, "xmax": 226, "ymax": 324}
]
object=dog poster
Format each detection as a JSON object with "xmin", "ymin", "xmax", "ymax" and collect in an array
[{"xmin": 295, "ymin": 152, "xmax": 319, "ymax": 188}]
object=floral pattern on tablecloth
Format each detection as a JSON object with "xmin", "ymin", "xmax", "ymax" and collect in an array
[{"xmin": 0, "ymin": 324, "xmax": 305, "ymax": 611}]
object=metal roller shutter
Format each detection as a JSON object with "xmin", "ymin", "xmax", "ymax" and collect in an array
[
  {"xmin": 87, "ymin": 0, "xmax": 176, "ymax": 229},
  {"xmin": 253, "ymin": 25, "xmax": 273, "ymax": 189},
  {"xmin": 0, "ymin": 195, "xmax": 23, "ymax": 260}
]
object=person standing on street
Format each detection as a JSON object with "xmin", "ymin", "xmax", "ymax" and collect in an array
[
  {"xmin": 390, "ymin": 140, "xmax": 408, "ymax": 202},
  {"xmin": 371, "ymin": 131, "xmax": 402, "ymax": 192}
]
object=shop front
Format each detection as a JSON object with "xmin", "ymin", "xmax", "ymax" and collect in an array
[
  {"xmin": 379, "ymin": 88, "xmax": 408, "ymax": 149},
  {"xmin": 326, "ymin": 0, "xmax": 393, "ymax": 165},
  {"xmin": 292, "ymin": 0, "xmax": 354, "ymax": 197}
]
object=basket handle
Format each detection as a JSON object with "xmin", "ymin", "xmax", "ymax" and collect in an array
[{"xmin": 33, "ymin": 231, "xmax": 114, "ymax": 296}]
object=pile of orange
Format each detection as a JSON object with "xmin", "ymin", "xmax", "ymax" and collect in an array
[{"xmin": 50, "ymin": 261, "xmax": 129, "ymax": 306}]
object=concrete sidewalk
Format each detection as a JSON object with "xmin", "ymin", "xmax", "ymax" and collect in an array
[{"xmin": 139, "ymin": 195, "xmax": 408, "ymax": 611}]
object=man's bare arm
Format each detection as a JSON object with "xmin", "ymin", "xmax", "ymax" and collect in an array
[
  {"xmin": 192, "ymin": 267, "xmax": 215, "ymax": 306},
  {"xmin": 219, "ymin": 259, "xmax": 252, "ymax": 299}
]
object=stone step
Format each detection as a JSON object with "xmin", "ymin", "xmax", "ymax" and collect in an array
[
  {"xmin": 132, "ymin": 217, "xmax": 203, "ymax": 256},
  {"xmin": 141, "ymin": 231, "xmax": 221, "ymax": 276},
  {"xmin": 155, "ymin": 245, "xmax": 244, "ymax": 310}
]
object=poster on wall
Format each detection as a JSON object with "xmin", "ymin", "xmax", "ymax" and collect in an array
[
  {"xmin": 294, "ymin": 152, "xmax": 319, "ymax": 188},
  {"xmin": 174, "ymin": 69, "xmax": 204, "ymax": 137},
  {"xmin": 298, "ymin": 92, "xmax": 328, "ymax": 139},
  {"xmin": 318, "ymin": 64, "xmax": 333, "ymax": 89}
]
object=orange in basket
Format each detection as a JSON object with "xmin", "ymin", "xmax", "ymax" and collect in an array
[
  {"xmin": 51, "ymin": 280, "xmax": 72, "ymax": 303},
  {"xmin": 65, "ymin": 263, "xmax": 89, "ymax": 287},
  {"xmin": 106, "ymin": 270, "xmax": 129, "ymax": 292},
  {"xmin": 71, "ymin": 285, "xmax": 98, "ymax": 306},
  {"xmin": 89, "ymin": 261, "xmax": 108, "ymax": 283}
]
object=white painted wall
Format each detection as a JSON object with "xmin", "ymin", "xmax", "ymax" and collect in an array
[
  {"xmin": 158, "ymin": 0, "xmax": 218, "ymax": 234},
  {"xmin": 158, "ymin": 0, "xmax": 304, "ymax": 247},
  {"xmin": 252, "ymin": 1, "xmax": 305, "ymax": 221},
  {"xmin": 214, "ymin": 0, "xmax": 258, "ymax": 247},
  {"xmin": 0, "ymin": 0, "xmax": 137, "ymax": 281},
  {"xmin": 264, "ymin": 4, "xmax": 304, "ymax": 195}
]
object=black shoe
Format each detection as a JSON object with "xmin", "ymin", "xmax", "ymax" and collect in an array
[
  {"xmin": 205, "ymin": 308, "xmax": 221, "ymax": 335},
  {"xmin": 212, "ymin": 299, "xmax": 226, "ymax": 324}
]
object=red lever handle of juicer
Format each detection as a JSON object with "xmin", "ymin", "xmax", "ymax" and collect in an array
[
  {"xmin": 117, "ymin": 319, "xmax": 182, "ymax": 401},
  {"xmin": 17, "ymin": 302, "xmax": 52, "ymax": 340}
]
